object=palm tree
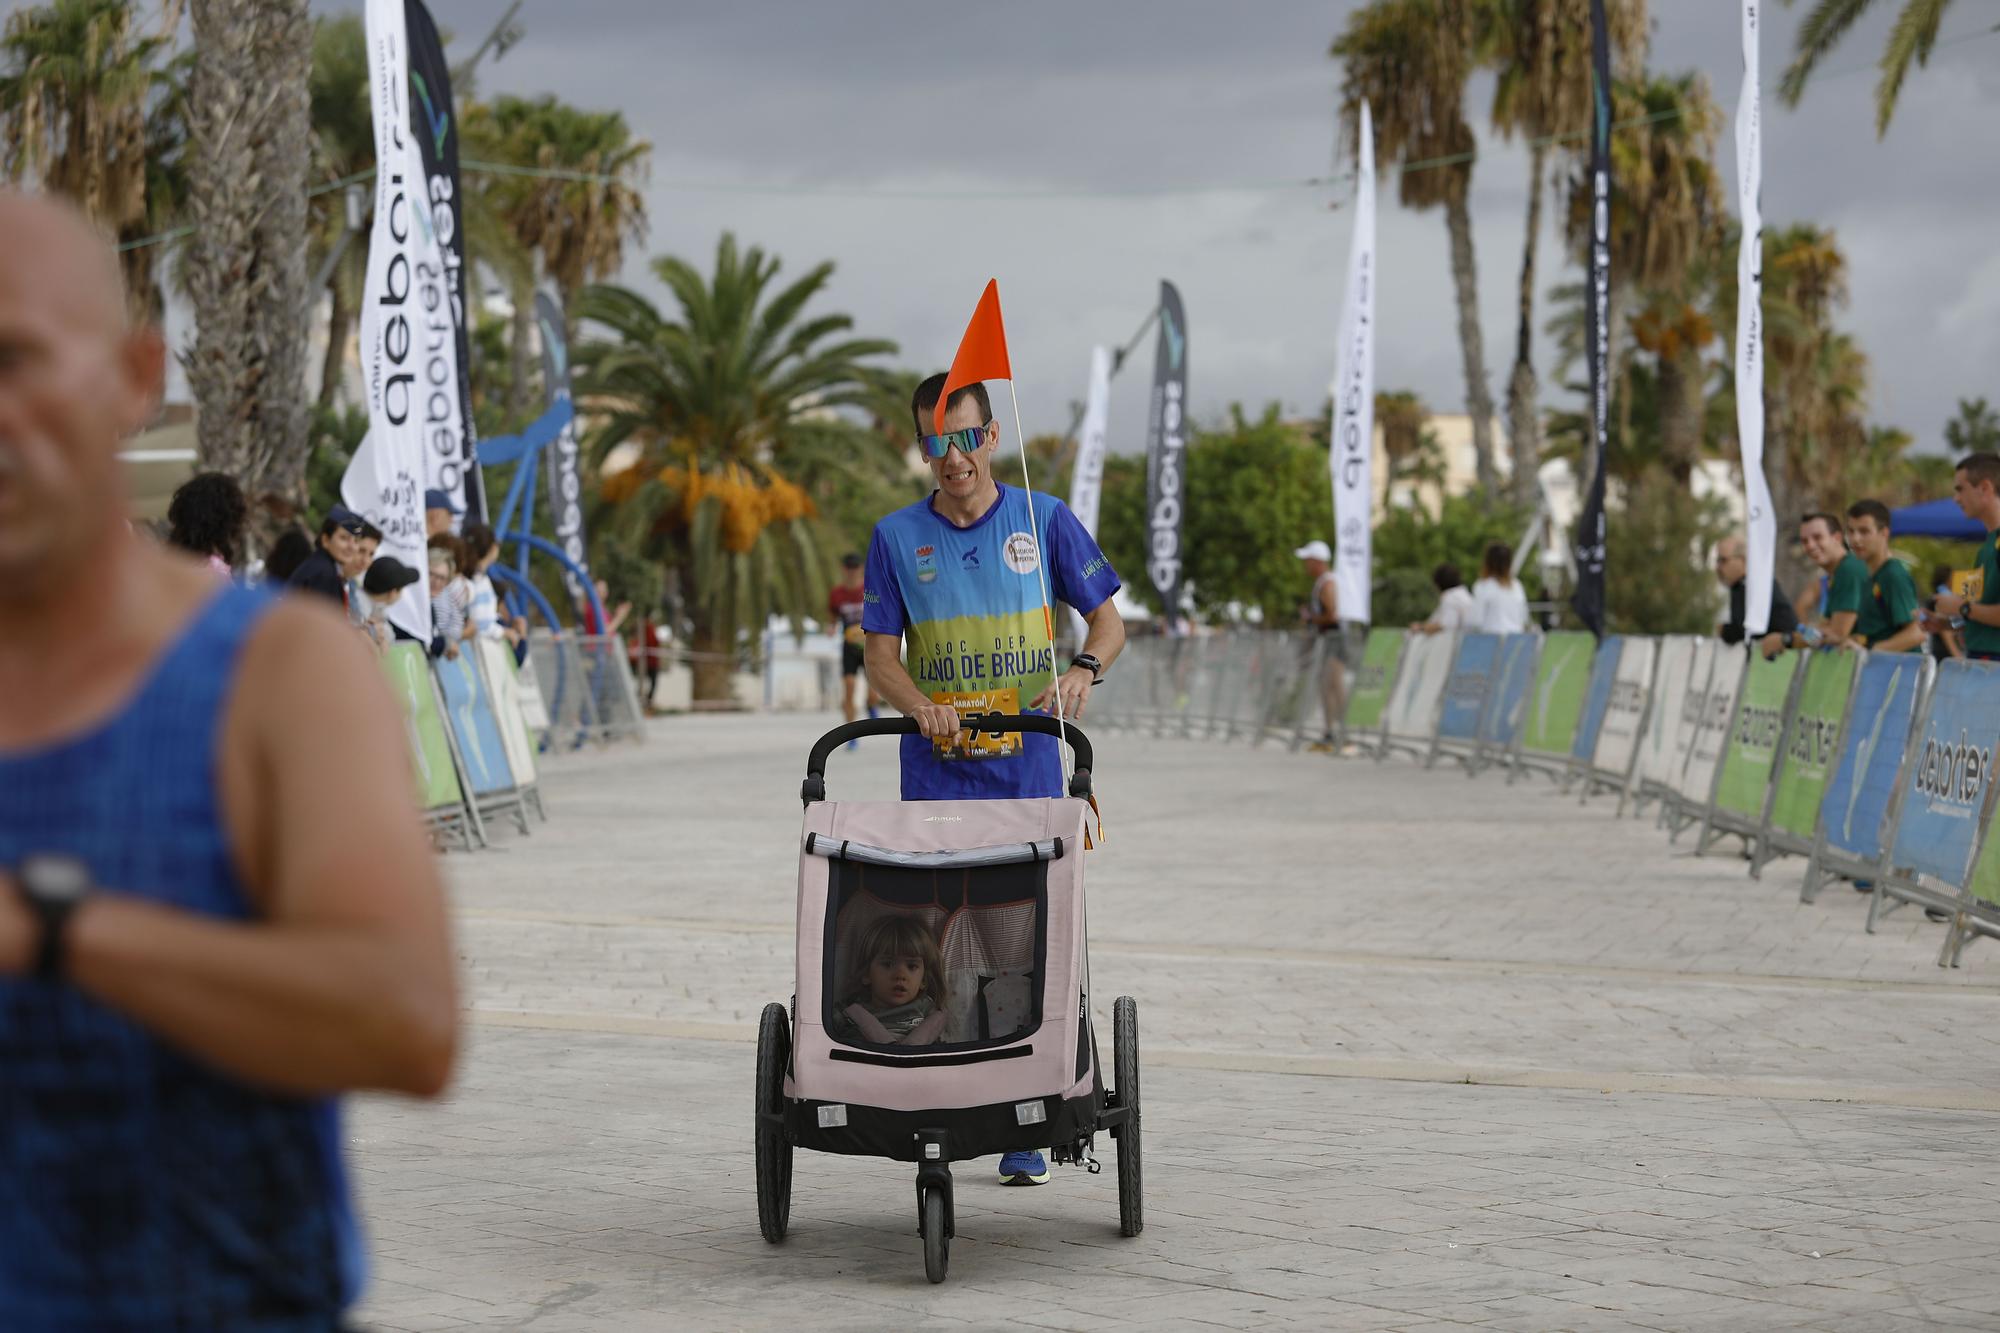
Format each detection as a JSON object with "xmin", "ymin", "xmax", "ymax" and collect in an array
[
  {"xmin": 0, "ymin": 0, "xmax": 185, "ymax": 321},
  {"xmin": 1482, "ymin": 0, "xmax": 1648, "ymax": 505},
  {"xmin": 1375, "ymin": 388, "xmax": 1447, "ymax": 505},
  {"xmin": 1780, "ymin": 0, "xmax": 1963, "ymax": 137},
  {"xmin": 306, "ymin": 13, "xmax": 369, "ymax": 411},
  {"xmin": 462, "ymin": 94, "xmax": 649, "ymax": 419},
  {"xmin": 1561, "ymin": 72, "xmax": 1726, "ymax": 471},
  {"xmin": 182, "ymin": 0, "xmax": 313, "ymax": 523},
  {"xmin": 1334, "ymin": 0, "xmax": 1500, "ymax": 498},
  {"xmin": 574, "ymin": 235, "xmax": 896, "ymax": 702}
]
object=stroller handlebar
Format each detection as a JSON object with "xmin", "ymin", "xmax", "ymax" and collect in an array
[{"xmin": 802, "ymin": 713, "xmax": 1094, "ymax": 805}]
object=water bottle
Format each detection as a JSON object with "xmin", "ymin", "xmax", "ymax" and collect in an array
[
  {"xmin": 1936, "ymin": 585, "xmax": 1966, "ymax": 630},
  {"xmin": 1796, "ymin": 625, "xmax": 1824, "ymax": 648}
]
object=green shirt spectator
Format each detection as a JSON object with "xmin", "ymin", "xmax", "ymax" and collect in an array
[
  {"xmin": 1824, "ymin": 552, "xmax": 1870, "ymax": 622},
  {"xmin": 1966, "ymin": 531, "xmax": 2000, "ymax": 657},
  {"xmin": 1853, "ymin": 557, "xmax": 1919, "ymax": 648}
]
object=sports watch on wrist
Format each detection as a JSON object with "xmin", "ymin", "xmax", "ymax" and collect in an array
[
  {"xmin": 14, "ymin": 854, "xmax": 92, "ymax": 981},
  {"xmin": 1070, "ymin": 652, "xmax": 1104, "ymax": 684}
]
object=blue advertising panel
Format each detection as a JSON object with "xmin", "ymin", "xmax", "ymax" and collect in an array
[
  {"xmin": 1571, "ymin": 636, "xmax": 1624, "ymax": 761},
  {"xmin": 1819, "ymin": 654, "xmax": 1926, "ymax": 861},
  {"xmin": 1479, "ymin": 635, "xmax": 1539, "ymax": 746},
  {"xmin": 435, "ymin": 650, "xmax": 514, "ymax": 795},
  {"xmin": 1887, "ymin": 660, "xmax": 1999, "ymax": 887},
  {"xmin": 1436, "ymin": 633, "xmax": 1500, "ymax": 741}
]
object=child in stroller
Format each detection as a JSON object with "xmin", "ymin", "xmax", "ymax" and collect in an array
[{"xmin": 830, "ymin": 916, "xmax": 947, "ymax": 1046}]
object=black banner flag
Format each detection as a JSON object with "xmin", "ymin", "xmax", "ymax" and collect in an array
[
  {"xmin": 1144, "ymin": 280, "xmax": 1188, "ymax": 624},
  {"xmin": 1569, "ymin": 0, "xmax": 1612, "ymax": 637},
  {"xmin": 404, "ymin": 0, "xmax": 481, "ymax": 520}
]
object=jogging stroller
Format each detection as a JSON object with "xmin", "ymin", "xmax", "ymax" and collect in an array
[{"xmin": 755, "ymin": 714, "xmax": 1142, "ymax": 1283}]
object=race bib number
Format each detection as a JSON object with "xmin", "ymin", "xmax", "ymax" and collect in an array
[{"xmin": 930, "ymin": 688, "xmax": 1021, "ymax": 760}]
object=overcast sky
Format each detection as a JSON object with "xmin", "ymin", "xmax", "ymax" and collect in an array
[{"xmin": 295, "ymin": 3, "xmax": 1995, "ymax": 456}]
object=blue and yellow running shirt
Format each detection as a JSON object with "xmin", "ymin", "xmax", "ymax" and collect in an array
[{"xmin": 864, "ymin": 483, "xmax": 1121, "ymax": 800}]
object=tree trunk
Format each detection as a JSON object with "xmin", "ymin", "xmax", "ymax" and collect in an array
[
  {"xmin": 317, "ymin": 276, "xmax": 351, "ymax": 412},
  {"xmin": 509, "ymin": 279, "xmax": 534, "ymax": 422},
  {"xmin": 1443, "ymin": 191, "xmax": 1499, "ymax": 499},
  {"xmin": 183, "ymin": 0, "xmax": 313, "ymax": 529},
  {"xmin": 1764, "ymin": 434, "xmax": 1812, "ymax": 608},
  {"xmin": 1504, "ymin": 142, "xmax": 1546, "ymax": 508},
  {"xmin": 691, "ymin": 624, "xmax": 734, "ymax": 705},
  {"xmin": 1656, "ymin": 351, "xmax": 1701, "ymax": 487}
]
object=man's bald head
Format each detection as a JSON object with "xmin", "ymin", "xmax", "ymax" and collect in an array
[
  {"xmin": 0, "ymin": 190, "xmax": 131, "ymax": 336},
  {"xmin": 0, "ymin": 189, "xmax": 165, "ymax": 599},
  {"xmin": 1713, "ymin": 535, "xmax": 1747, "ymax": 588}
]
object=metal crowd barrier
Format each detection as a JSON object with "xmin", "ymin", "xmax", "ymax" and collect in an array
[{"xmin": 1090, "ymin": 625, "xmax": 2000, "ymax": 969}]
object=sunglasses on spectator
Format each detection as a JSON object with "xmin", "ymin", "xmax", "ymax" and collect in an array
[{"xmin": 917, "ymin": 420, "xmax": 992, "ymax": 459}]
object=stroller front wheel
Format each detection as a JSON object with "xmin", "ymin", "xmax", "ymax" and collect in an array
[
  {"xmin": 755, "ymin": 1001, "xmax": 794, "ymax": 1243},
  {"xmin": 920, "ymin": 1186, "xmax": 950, "ymax": 1283}
]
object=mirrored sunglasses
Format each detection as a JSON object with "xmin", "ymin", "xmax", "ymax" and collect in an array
[{"xmin": 918, "ymin": 421, "xmax": 991, "ymax": 460}]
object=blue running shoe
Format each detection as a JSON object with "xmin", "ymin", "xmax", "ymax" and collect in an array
[{"xmin": 998, "ymin": 1151, "xmax": 1049, "ymax": 1185}]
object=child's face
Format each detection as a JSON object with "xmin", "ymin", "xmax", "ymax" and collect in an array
[
  {"xmin": 866, "ymin": 949, "xmax": 925, "ymax": 1009},
  {"xmin": 429, "ymin": 561, "xmax": 451, "ymax": 592}
]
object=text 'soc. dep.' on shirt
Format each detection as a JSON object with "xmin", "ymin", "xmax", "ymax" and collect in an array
[{"xmin": 864, "ymin": 483, "xmax": 1121, "ymax": 801}]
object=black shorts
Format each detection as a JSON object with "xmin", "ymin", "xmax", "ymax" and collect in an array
[{"xmin": 842, "ymin": 641, "xmax": 866, "ymax": 677}]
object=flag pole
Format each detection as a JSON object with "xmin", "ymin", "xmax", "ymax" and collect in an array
[{"xmin": 1002, "ymin": 380, "xmax": 1074, "ymax": 794}]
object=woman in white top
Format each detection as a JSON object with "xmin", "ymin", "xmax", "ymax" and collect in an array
[
  {"xmin": 1412, "ymin": 563, "xmax": 1476, "ymax": 634},
  {"xmin": 1471, "ymin": 541, "xmax": 1532, "ymax": 634}
]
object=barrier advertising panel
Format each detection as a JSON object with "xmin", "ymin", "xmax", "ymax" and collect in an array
[
  {"xmin": 1590, "ymin": 635, "xmax": 1655, "ymax": 784},
  {"xmin": 1712, "ymin": 651, "xmax": 1799, "ymax": 819},
  {"xmin": 1570, "ymin": 636, "xmax": 1623, "ymax": 763},
  {"xmin": 479, "ymin": 638, "xmax": 540, "ymax": 789},
  {"xmin": 1768, "ymin": 650, "xmax": 1856, "ymax": 840},
  {"xmin": 1479, "ymin": 634, "xmax": 1539, "ymax": 749},
  {"xmin": 435, "ymin": 648, "xmax": 515, "ymax": 796},
  {"xmin": 1678, "ymin": 648, "xmax": 1745, "ymax": 807},
  {"xmin": 1885, "ymin": 659, "xmax": 1997, "ymax": 889},
  {"xmin": 1343, "ymin": 628, "xmax": 1404, "ymax": 733},
  {"xmin": 1382, "ymin": 630, "xmax": 1454, "ymax": 750},
  {"xmin": 1519, "ymin": 632, "xmax": 1594, "ymax": 759},
  {"xmin": 382, "ymin": 642, "xmax": 464, "ymax": 815},
  {"xmin": 1818, "ymin": 654, "xmax": 1928, "ymax": 863},
  {"xmin": 1436, "ymin": 632, "xmax": 1499, "ymax": 742},
  {"xmin": 1637, "ymin": 636, "xmax": 1699, "ymax": 790}
]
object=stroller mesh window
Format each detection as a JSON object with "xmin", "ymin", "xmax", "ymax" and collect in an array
[{"xmin": 824, "ymin": 858, "xmax": 1047, "ymax": 1052}]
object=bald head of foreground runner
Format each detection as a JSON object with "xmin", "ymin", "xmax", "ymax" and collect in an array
[{"xmin": 0, "ymin": 190, "xmax": 457, "ymax": 1326}]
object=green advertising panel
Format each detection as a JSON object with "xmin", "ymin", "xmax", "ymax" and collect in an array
[
  {"xmin": 1970, "ymin": 809, "xmax": 2000, "ymax": 909},
  {"xmin": 1768, "ymin": 650, "xmax": 1857, "ymax": 838},
  {"xmin": 1343, "ymin": 628, "xmax": 1405, "ymax": 731},
  {"xmin": 382, "ymin": 642, "xmax": 466, "ymax": 814},
  {"xmin": 1520, "ymin": 632, "xmax": 1594, "ymax": 755},
  {"xmin": 1713, "ymin": 652, "xmax": 1798, "ymax": 818}
]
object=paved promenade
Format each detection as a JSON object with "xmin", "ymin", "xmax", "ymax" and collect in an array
[{"xmin": 353, "ymin": 713, "xmax": 2000, "ymax": 1331}]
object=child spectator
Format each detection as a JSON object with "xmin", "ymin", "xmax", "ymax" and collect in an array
[
  {"xmin": 164, "ymin": 471, "xmax": 247, "ymax": 578},
  {"xmin": 831, "ymin": 916, "xmax": 947, "ymax": 1047}
]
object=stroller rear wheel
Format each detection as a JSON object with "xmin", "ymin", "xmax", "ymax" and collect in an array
[
  {"xmin": 920, "ymin": 1187, "xmax": 950, "ymax": 1283},
  {"xmin": 755, "ymin": 1001, "xmax": 793, "ymax": 1243},
  {"xmin": 1113, "ymin": 995, "xmax": 1143, "ymax": 1237}
]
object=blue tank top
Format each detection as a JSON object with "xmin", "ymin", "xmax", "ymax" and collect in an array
[{"xmin": 0, "ymin": 584, "xmax": 362, "ymax": 1331}]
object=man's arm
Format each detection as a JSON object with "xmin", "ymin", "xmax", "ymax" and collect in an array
[
  {"xmin": 1031, "ymin": 597, "xmax": 1127, "ymax": 721},
  {"xmin": 1311, "ymin": 580, "xmax": 1338, "ymax": 630},
  {"xmin": 0, "ymin": 601, "xmax": 457, "ymax": 1098},
  {"xmin": 864, "ymin": 631, "xmax": 960, "ymax": 739},
  {"xmin": 1823, "ymin": 609, "xmax": 1859, "ymax": 647},
  {"xmin": 1871, "ymin": 620, "xmax": 1926, "ymax": 654}
]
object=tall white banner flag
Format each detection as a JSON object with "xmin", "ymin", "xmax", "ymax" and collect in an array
[
  {"xmin": 1736, "ymin": 0, "xmax": 1773, "ymax": 634},
  {"xmin": 1066, "ymin": 345, "xmax": 1113, "ymax": 641},
  {"xmin": 1330, "ymin": 101, "xmax": 1377, "ymax": 625},
  {"xmin": 343, "ymin": 0, "xmax": 434, "ymax": 643}
]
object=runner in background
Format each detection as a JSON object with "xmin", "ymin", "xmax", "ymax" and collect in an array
[{"xmin": 829, "ymin": 553, "xmax": 877, "ymax": 732}]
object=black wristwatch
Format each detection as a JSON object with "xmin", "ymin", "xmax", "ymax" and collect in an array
[
  {"xmin": 1070, "ymin": 652, "xmax": 1104, "ymax": 683},
  {"xmin": 15, "ymin": 854, "xmax": 92, "ymax": 981}
]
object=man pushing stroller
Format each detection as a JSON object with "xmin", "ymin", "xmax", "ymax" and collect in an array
[{"xmin": 861, "ymin": 373, "xmax": 1126, "ymax": 1183}]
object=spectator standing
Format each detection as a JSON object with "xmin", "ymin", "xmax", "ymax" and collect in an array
[
  {"xmin": 358, "ymin": 557, "xmax": 421, "ymax": 654},
  {"xmin": 164, "ymin": 471, "xmax": 246, "ymax": 579},
  {"xmin": 1471, "ymin": 542, "xmax": 1530, "ymax": 634},
  {"xmin": 1713, "ymin": 535, "xmax": 1797, "ymax": 657},
  {"xmin": 1931, "ymin": 453, "xmax": 2000, "ymax": 662},
  {"xmin": 1413, "ymin": 562, "xmax": 1475, "ymax": 634},
  {"xmin": 287, "ymin": 506, "xmax": 368, "ymax": 609},
  {"xmin": 1293, "ymin": 540, "xmax": 1352, "ymax": 748},
  {"xmin": 1799, "ymin": 512, "xmax": 1868, "ymax": 646},
  {"xmin": 829, "ymin": 552, "xmax": 877, "ymax": 728},
  {"xmin": 581, "ymin": 577, "xmax": 631, "ymax": 637},
  {"xmin": 427, "ymin": 537, "xmax": 468, "ymax": 660},
  {"xmin": 0, "ymin": 188, "xmax": 456, "ymax": 1330},
  {"xmin": 1841, "ymin": 501, "xmax": 1923, "ymax": 653},
  {"xmin": 423, "ymin": 487, "xmax": 460, "ymax": 538}
]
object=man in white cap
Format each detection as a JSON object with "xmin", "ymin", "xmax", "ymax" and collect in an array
[{"xmin": 1295, "ymin": 539, "xmax": 1351, "ymax": 749}]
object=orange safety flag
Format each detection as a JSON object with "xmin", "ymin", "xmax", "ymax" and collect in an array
[{"xmin": 934, "ymin": 279, "xmax": 1013, "ymax": 433}]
